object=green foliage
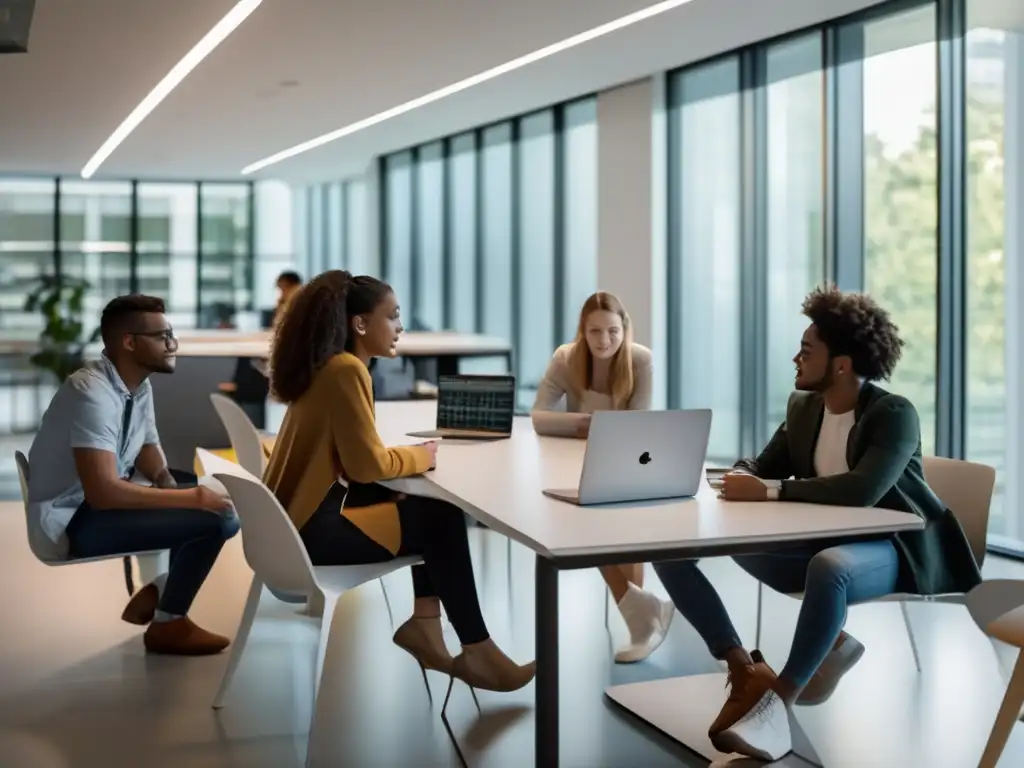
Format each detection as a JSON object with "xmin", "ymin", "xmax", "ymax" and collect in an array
[
  {"xmin": 23, "ymin": 275, "xmax": 102, "ymax": 383},
  {"xmin": 864, "ymin": 93, "xmax": 1006, "ymax": 453}
]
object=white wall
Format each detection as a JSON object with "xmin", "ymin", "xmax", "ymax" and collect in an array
[{"xmin": 596, "ymin": 76, "xmax": 667, "ymax": 408}]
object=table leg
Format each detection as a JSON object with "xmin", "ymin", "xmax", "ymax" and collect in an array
[{"xmin": 536, "ymin": 555, "xmax": 559, "ymax": 767}]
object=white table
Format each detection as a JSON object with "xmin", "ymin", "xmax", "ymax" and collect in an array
[{"xmin": 368, "ymin": 402, "xmax": 925, "ymax": 767}]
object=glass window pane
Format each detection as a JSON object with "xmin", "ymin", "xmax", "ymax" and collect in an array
[
  {"xmin": 137, "ymin": 183, "xmax": 198, "ymax": 329},
  {"xmin": 345, "ymin": 180, "xmax": 370, "ymax": 276},
  {"xmin": 326, "ymin": 182, "xmax": 344, "ymax": 268},
  {"xmin": 384, "ymin": 151, "xmax": 414, "ymax": 308},
  {"xmin": 765, "ymin": 34, "xmax": 826, "ymax": 435},
  {"xmin": 517, "ymin": 110, "xmax": 556, "ymax": 407},
  {"xmin": 670, "ymin": 58, "xmax": 743, "ymax": 462},
  {"xmin": 860, "ymin": 4, "xmax": 939, "ymax": 455},
  {"xmin": 562, "ymin": 98, "xmax": 598, "ymax": 341},
  {"xmin": 447, "ymin": 132, "xmax": 477, "ymax": 333},
  {"xmin": 415, "ymin": 142, "xmax": 445, "ymax": 330},
  {"xmin": 200, "ymin": 184, "xmax": 251, "ymax": 328},
  {"xmin": 0, "ymin": 178, "xmax": 56, "ymax": 340},
  {"xmin": 480, "ymin": 124, "xmax": 514, "ymax": 344},
  {"xmin": 60, "ymin": 180, "xmax": 134, "ymax": 323},
  {"xmin": 966, "ymin": 9, "xmax": 1020, "ymax": 545}
]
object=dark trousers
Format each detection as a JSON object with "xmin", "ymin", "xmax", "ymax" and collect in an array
[
  {"xmin": 301, "ymin": 483, "xmax": 489, "ymax": 646},
  {"xmin": 66, "ymin": 470, "xmax": 241, "ymax": 616}
]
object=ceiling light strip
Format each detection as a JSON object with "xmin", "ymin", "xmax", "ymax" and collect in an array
[
  {"xmin": 81, "ymin": 0, "xmax": 263, "ymax": 179},
  {"xmin": 241, "ymin": 0, "xmax": 695, "ymax": 175}
]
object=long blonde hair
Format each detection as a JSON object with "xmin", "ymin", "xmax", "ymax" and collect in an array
[{"xmin": 566, "ymin": 292, "xmax": 634, "ymax": 409}]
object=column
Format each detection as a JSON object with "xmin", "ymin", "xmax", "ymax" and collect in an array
[{"xmin": 597, "ymin": 76, "xmax": 667, "ymax": 408}]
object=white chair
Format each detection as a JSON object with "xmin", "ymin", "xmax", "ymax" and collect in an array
[
  {"xmin": 754, "ymin": 456, "xmax": 996, "ymax": 670},
  {"xmin": 14, "ymin": 451, "xmax": 169, "ymax": 595},
  {"xmin": 196, "ymin": 449, "xmax": 424, "ymax": 768},
  {"xmin": 966, "ymin": 579, "xmax": 1024, "ymax": 768}
]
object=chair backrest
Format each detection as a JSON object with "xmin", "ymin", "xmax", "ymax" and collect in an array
[
  {"xmin": 922, "ymin": 456, "xmax": 995, "ymax": 569},
  {"xmin": 196, "ymin": 448, "xmax": 317, "ymax": 597},
  {"xmin": 14, "ymin": 450, "xmax": 29, "ymax": 505},
  {"xmin": 209, "ymin": 392, "xmax": 267, "ymax": 477}
]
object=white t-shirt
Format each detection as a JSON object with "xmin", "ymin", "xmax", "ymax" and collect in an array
[{"xmin": 813, "ymin": 408, "xmax": 856, "ymax": 477}]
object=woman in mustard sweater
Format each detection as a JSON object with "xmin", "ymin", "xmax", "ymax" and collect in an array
[{"xmin": 263, "ymin": 270, "xmax": 533, "ymax": 694}]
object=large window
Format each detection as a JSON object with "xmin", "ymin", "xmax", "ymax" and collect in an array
[
  {"xmin": 0, "ymin": 178, "xmax": 56, "ymax": 339},
  {"xmin": 60, "ymin": 180, "xmax": 134, "ymax": 321},
  {"xmin": 480, "ymin": 124, "xmax": 515, "ymax": 345},
  {"xmin": 447, "ymin": 132, "xmax": 478, "ymax": 333},
  {"xmin": 384, "ymin": 151, "xmax": 414, "ymax": 309},
  {"xmin": 860, "ymin": 4, "xmax": 939, "ymax": 455},
  {"xmin": 669, "ymin": 57, "xmax": 743, "ymax": 463},
  {"xmin": 965, "ymin": 3, "xmax": 1021, "ymax": 545},
  {"xmin": 137, "ymin": 183, "xmax": 198, "ymax": 327},
  {"xmin": 415, "ymin": 142, "xmax": 445, "ymax": 330},
  {"xmin": 375, "ymin": 100, "xmax": 597, "ymax": 402},
  {"xmin": 517, "ymin": 111, "xmax": 557, "ymax": 403},
  {"xmin": 765, "ymin": 34, "xmax": 826, "ymax": 434},
  {"xmin": 199, "ymin": 184, "xmax": 251, "ymax": 327},
  {"xmin": 562, "ymin": 98, "xmax": 598, "ymax": 341}
]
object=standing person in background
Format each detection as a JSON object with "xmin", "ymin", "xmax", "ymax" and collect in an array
[{"xmin": 531, "ymin": 291, "xmax": 672, "ymax": 664}]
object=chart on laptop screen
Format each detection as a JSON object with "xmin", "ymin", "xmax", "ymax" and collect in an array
[{"xmin": 437, "ymin": 375, "xmax": 516, "ymax": 432}]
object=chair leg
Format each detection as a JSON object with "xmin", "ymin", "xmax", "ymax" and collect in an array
[
  {"xmin": 979, "ymin": 650, "xmax": 1024, "ymax": 768},
  {"xmin": 306, "ymin": 593, "xmax": 341, "ymax": 768},
  {"xmin": 755, "ymin": 582, "xmax": 764, "ymax": 650},
  {"xmin": 137, "ymin": 551, "xmax": 169, "ymax": 587},
  {"xmin": 604, "ymin": 589, "xmax": 610, "ymax": 631},
  {"xmin": 379, "ymin": 578, "xmax": 395, "ymax": 629},
  {"xmin": 900, "ymin": 602, "xmax": 922, "ymax": 672},
  {"xmin": 213, "ymin": 575, "xmax": 263, "ymax": 709}
]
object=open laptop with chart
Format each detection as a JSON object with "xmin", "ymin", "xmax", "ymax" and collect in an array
[
  {"xmin": 406, "ymin": 374, "xmax": 516, "ymax": 439},
  {"xmin": 542, "ymin": 409, "xmax": 712, "ymax": 505}
]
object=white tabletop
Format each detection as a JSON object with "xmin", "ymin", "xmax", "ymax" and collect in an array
[
  {"xmin": 370, "ymin": 402, "xmax": 925, "ymax": 560},
  {"xmin": 160, "ymin": 330, "xmax": 512, "ymax": 358}
]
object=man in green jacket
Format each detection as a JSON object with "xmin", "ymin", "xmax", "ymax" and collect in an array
[{"xmin": 654, "ymin": 286, "xmax": 982, "ymax": 762}]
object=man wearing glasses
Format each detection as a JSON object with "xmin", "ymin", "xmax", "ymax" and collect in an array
[{"xmin": 27, "ymin": 295, "xmax": 240, "ymax": 656}]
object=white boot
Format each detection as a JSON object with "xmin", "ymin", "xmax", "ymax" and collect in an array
[{"xmin": 614, "ymin": 583, "xmax": 675, "ymax": 663}]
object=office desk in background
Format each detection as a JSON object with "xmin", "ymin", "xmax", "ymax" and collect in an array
[
  {"xmin": 307, "ymin": 401, "xmax": 925, "ymax": 767},
  {"xmin": 141, "ymin": 331, "xmax": 511, "ymax": 470}
]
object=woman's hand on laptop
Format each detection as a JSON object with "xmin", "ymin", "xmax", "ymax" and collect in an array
[
  {"xmin": 721, "ymin": 472, "xmax": 769, "ymax": 502},
  {"xmin": 575, "ymin": 414, "xmax": 592, "ymax": 439},
  {"xmin": 421, "ymin": 440, "xmax": 439, "ymax": 469}
]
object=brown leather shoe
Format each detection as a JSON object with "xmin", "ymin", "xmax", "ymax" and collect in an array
[
  {"xmin": 144, "ymin": 617, "xmax": 230, "ymax": 656},
  {"xmin": 121, "ymin": 583, "xmax": 159, "ymax": 626},
  {"xmin": 709, "ymin": 650, "xmax": 779, "ymax": 737}
]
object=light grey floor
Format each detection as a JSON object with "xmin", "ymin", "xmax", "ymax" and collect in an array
[{"xmin": 0, "ymin": 501, "xmax": 1022, "ymax": 768}]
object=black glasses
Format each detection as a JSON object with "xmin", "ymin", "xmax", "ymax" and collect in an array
[{"xmin": 131, "ymin": 329, "xmax": 178, "ymax": 348}]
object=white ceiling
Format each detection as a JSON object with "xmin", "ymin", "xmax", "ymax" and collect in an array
[{"xmin": 1, "ymin": 0, "xmax": 1018, "ymax": 184}]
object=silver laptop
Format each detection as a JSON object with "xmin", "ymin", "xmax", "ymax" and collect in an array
[
  {"xmin": 542, "ymin": 409, "xmax": 713, "ymax": 505},
  {"xmin": 407, "ymin": 374, "xmax": 516, "ymax": 440}
]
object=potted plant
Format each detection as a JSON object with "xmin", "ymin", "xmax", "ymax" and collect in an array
[{"xmin": 23, "ymin": 275, "xmax": 101, "ymax": 383}]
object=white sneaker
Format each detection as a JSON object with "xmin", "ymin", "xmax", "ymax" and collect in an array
[
  {"xmin": 713, "ymin": 689, "xmax": 792, "ymax": 762},
  {"xmin": 613, "ymin": 583, "xmax": 675, "ymax": 663}
]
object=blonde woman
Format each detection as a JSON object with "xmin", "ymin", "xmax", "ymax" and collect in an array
[{"xmin": 531, "ymin": 291, "xmax": 672, "ymax": 663}]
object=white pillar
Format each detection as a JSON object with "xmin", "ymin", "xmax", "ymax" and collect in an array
[
  {"xmin": 1003, "ymin": 32, "xmax": 1023, "ymax": 541},
  {"xmin": 596, "ymin": 76, "xmax": 667, "ymax": 408}
]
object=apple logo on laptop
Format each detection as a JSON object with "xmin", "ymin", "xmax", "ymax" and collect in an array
[{"xmin": 639, "ymin": 451, "xmax": 652, "ymax": 465}]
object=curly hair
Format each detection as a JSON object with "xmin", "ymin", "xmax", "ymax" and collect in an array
[
  {"xmin": 269, "ymin": 270, "xmax": 392, "ymax": 402},
  {"xmin": 801, "ymin": 285, "xmax": 904, "ymax": 381}
]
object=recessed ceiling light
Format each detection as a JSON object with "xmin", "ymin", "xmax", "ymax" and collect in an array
[
  {"xmin": 241, "ymin": 0, "xmax": 696, "ymax": 175},
  {"xmin": 80, "ymin": 0, "xmax": 263, "ymax": 179}
]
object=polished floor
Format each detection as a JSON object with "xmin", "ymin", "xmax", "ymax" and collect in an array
[{"xmin": 1, "ymin": 501, "xmax": 1023, "ymax": 767}]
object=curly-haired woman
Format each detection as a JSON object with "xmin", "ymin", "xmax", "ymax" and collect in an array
[
  {"xmin": 652, "ymin": 286, "xmax": 982, "ymax": 761},
  {"xmin": 262, "ymin": 270, "xmax": 534, "ymax": 694}
]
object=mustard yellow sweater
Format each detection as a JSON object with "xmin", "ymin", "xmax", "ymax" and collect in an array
[{"xmin": 263, "ymin": 352, "xmax": 432, "ymax": 553}]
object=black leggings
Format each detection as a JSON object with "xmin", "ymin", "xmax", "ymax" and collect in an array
[{"xmin": 300, "ymin": 483, "xmax": 489, "ymax": 646}]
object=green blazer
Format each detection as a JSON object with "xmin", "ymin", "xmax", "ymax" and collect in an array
[{"xmin": 735, "ymin": 383, "xmax": 982, "ymax": 596}]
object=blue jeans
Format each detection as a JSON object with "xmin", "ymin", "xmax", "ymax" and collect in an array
[
  {"xmin": 66, "ymin": 470, "xmax": 241, "ymax": 616},
  {"xmin": 654, "ymin": 539, "xmax": 900, "ymax": 687}
]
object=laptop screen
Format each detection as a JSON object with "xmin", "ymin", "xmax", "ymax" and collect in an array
[{"xmin": 436, "ymin": 375, "xmax": 516, "ymax": 433}]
